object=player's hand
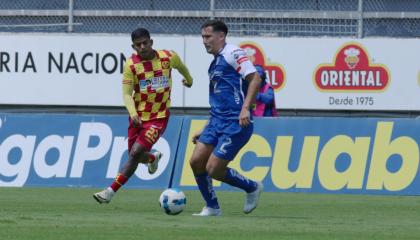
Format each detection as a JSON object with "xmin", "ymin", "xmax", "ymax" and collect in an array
[
  {"xmin": 239, "ymin": 107, "xmax": 251, "ymax": 127},
  {"xmin": 131, "ymin": 115, "xmax": 142, "ymax": 128},
  {"xmin": 191, "ymin": 130, "xmax": 202, "ymax": 144},
  {"xmin": 182, "ymin": 79, "xmax": 192, "ymax": 88}
]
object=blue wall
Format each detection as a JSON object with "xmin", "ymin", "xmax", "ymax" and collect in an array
[{"xmin": 1, "ymin": 113, "xmax": 420, "ymax": 195}]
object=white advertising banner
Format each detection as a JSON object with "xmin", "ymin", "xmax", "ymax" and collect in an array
[
  {"xmin": 1, "ymin": 33, "xmax": 420, "ymax": 110},
  {"xmin": 185, "ymin": 37, "xmax": 420, "ymax": 111},
  {"xmin": 0, "ymin": 34, "xmax": 185, "ymax": 107}
]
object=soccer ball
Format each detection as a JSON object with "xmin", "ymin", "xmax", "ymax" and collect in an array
[{"xmin": 159, "ymin": 188, "xmax": 186, "ymax": 215}]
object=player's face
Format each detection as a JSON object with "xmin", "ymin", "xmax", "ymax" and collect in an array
[
  {"xmin": 132, "ymin": 37, "xmax": 154, "ymax": 59},
  {"xmin": 201, "ymin": 26, "xmax": 225, "ymax": 55}
]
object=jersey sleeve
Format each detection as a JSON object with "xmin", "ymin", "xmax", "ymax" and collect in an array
[
  {"xmin": 226, "ymin": 47, "xmax": 256, "ymax": 79},
  {"xmin": 122, "ymin": 59, "xmax": 137, "ymax": 117},
  {"xmin": 123, "ymin": 58, "xmax": 135, "ymax": 82},
  {"xmin": 169, "ymin": 50, "xmax": 193, "ymax": 86}
]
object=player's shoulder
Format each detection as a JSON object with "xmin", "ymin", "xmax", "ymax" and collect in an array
[
  {"xmin": 156, "ymin": 49, "xmax": 177, "ymax": 59},
  {"xmin": 124, "ymin": 55, "xmax": 135, "ymax": 65},
  {"xmin": 221, "ymin": 43, "xmax": 245, "ymax": 55},
  {"xmin": 221, "ymin": 43, "xmax": 248, "ymax": 64}
]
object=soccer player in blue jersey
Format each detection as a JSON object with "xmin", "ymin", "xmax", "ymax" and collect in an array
[{"xmin": 190, "ymin": 20, "xmax": 264, "ymax": 216}]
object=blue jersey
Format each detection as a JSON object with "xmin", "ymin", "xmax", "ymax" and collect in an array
[{"xmin": 208, "ymin": 43, "xmax": 257, "ymax": 120}]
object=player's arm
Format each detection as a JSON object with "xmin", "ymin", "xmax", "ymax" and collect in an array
[
  {"xmin": 228, "ymin": 48, "xmax": 262, "ymax": 126},
  {"xmin": 122, "ymin": 60, "xmax": 141, "ymax": 127},
  {"xmin": 169, "ymin": 51, "xmax": 193, "ymax": 88},
  {"xmin": 241, "ymin": 72, "xmax": 262, "ymax": 126}
]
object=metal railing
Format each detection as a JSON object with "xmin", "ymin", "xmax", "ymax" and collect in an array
[{"xmin": 0, "ymin": 0, "xmax": 419, "ymax": 37}]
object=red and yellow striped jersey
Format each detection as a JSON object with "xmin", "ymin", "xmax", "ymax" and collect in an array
[{"xmin": 122, "ymin": 50, "xmax": 192, "ymax": 121}]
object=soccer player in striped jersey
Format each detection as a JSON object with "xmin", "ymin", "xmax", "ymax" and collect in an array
[
  {"xmin": 190, "ymin": 20, "xmax": 263, "ymax": 216},
  {"xmin": 93, "ymin": 27, "xmax": 193, "ymax": 204}
]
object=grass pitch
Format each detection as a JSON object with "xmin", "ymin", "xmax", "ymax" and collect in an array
[{"xmin": 0, "ymin": 187, "xmax": 419, "ymax": 240}]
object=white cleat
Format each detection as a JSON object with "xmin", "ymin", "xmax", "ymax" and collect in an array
[
  {"xmin": 192, "ymin": 206, "xmax": 222, "ymax": 217},
  {"xmin": 148, "ymin": 151, "xmax": 162, "ymax": 174},
  {"xmin": 243, "ymin": 181, "xmax": 264, "ymax": 214},
  {"xmin": 93, "ymin": 187, "xmax": 115, "ymax": 204}
]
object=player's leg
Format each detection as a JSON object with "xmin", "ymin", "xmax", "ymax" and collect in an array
[
  {"xmin": 93, "ymin": 141, "xmax": 155, "ymax": 204},
  {"xmin": 206, "ymin": 153, "xmax": 261, "ymax": 197},
  {"xmin": 93, "ymin": 116, "xmax": 140, "ymax": 203},
  {"xmin": 210, "ymin": 122, "xmax": 263, "ymax": 214},
  {"xmin": 114, "ymin": 118, "xmax": 167, "ymax": 184},
  {"xmin": 93, "ymin": 118, "xmax": 165, "ymax": 204},
  {"xmin": 208, "ymin": 154, "xmax": 263, "ymax": 214},
  {"xmin": 190, "ymin": 120, "xmax": 222, "ymax": 216},
  {"xmin": 141, "ymin": 117, "xmax": 169, "ymax": 174},
  {"xmin": 190, "ymin": 142, "xmax": 221, "ymax": 216}
]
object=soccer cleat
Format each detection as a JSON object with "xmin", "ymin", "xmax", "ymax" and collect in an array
[
  {"xmin": 148, "ymin": 151, "xmax": 162, "ymax": 174},
  {"xmin": 93, "ymin": 188, "xmax": 115, "ymax": 204},
  {"xmin": 243, "ymin": 181, "xmax": 264, "ymax": 214},
  {"xmin": 192, "ymin": 206, "xmax": 222, "ymax": 217}
]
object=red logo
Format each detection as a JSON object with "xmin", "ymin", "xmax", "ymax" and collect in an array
[
  {"xmin": 239, "ymin": 42, "xmax": 285, "ymax": 92},
  {"xmin": 314, "ymin": 42, "xmax": 390, "ymax": 91}
]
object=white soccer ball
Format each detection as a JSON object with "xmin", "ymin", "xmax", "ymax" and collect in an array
[{"xmin": 159, "ymin": 188, "xmax": 186, "ymax": 215}]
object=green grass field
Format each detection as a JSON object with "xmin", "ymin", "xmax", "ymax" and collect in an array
[{"xmin": 1, "ymin": 187, "xmax": 419, "ymax": 240}]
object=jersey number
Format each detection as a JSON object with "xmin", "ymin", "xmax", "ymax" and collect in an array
[
  {"xmin": 145, "ymin": 127, "xmax": 159, "ymax": 144},
  {"xmin": 219, "ymin": 137, "xmax": 232, "ymax": 154}
]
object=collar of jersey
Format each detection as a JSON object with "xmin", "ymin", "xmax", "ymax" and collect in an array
[
  {"xmin": 134, "ymin": 50, "xmax": 159, "ymax": 62},
  {"xmin": 215, "ymin": 43, "xmax": 227, "ymax": 57}
]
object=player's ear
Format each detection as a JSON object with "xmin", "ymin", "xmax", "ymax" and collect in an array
[
  {"xmin": 131, "ymin": 44, "xmax": 136, "ymax": 50},
  {"xmin": 218, "ymin": 31, "xmax": 225, "ymax": 41},
  {"xmin": 150, "ymin": 39, "xmax": 154, "ymax": 46}
]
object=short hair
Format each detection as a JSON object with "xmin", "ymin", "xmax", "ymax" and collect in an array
[
  {"xmin": 201, "ymin": 20, "xmax": 228, "ymax": 35},
  {"xmin": 131, "ymin": 28, "xmax": 150, "ymax": 41}
]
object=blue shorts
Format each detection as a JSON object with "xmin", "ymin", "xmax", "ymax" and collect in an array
[{"xmin": 198, "ymin": 117, "xmax": 253, "ymax": 161}]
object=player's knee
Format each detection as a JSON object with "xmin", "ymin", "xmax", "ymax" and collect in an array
[
  {"xmin": 129, "ymin": 144, "xmax": 147, "ymax": 163},
  {"xmin": 190, "ymin": 154, "xmax": 207, "ymax": 173},
  {"xmin": 206, "ymin": 165, "xmax": 215, "ymax": 177},
  {"xmin": 190, "ymin": 156, "xmax": 203, "ymax": 171},
  {"xmin": 206, "ymin": 164, "xmax": 222, "ymax": 180}
]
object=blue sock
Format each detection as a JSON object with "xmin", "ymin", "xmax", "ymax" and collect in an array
[
  {"xmin": 224, "ymin": 168, "xmax": 258, "ymax": 193},
  {"xmin": 194, "ymin": 172, "xmax": 219, "ymax": 209}
]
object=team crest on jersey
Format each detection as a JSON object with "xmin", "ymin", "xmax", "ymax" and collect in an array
[
  {"xmin": 161, "ymin": 60, "xmax": 170, "ymax": 69},
  {"xmin": 313, "ymin": 42, "xmax": 390, "ymax": 91},
  {"xmin": 239, "ymin": 42, "xmax": 286, "ymax": 92}
]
